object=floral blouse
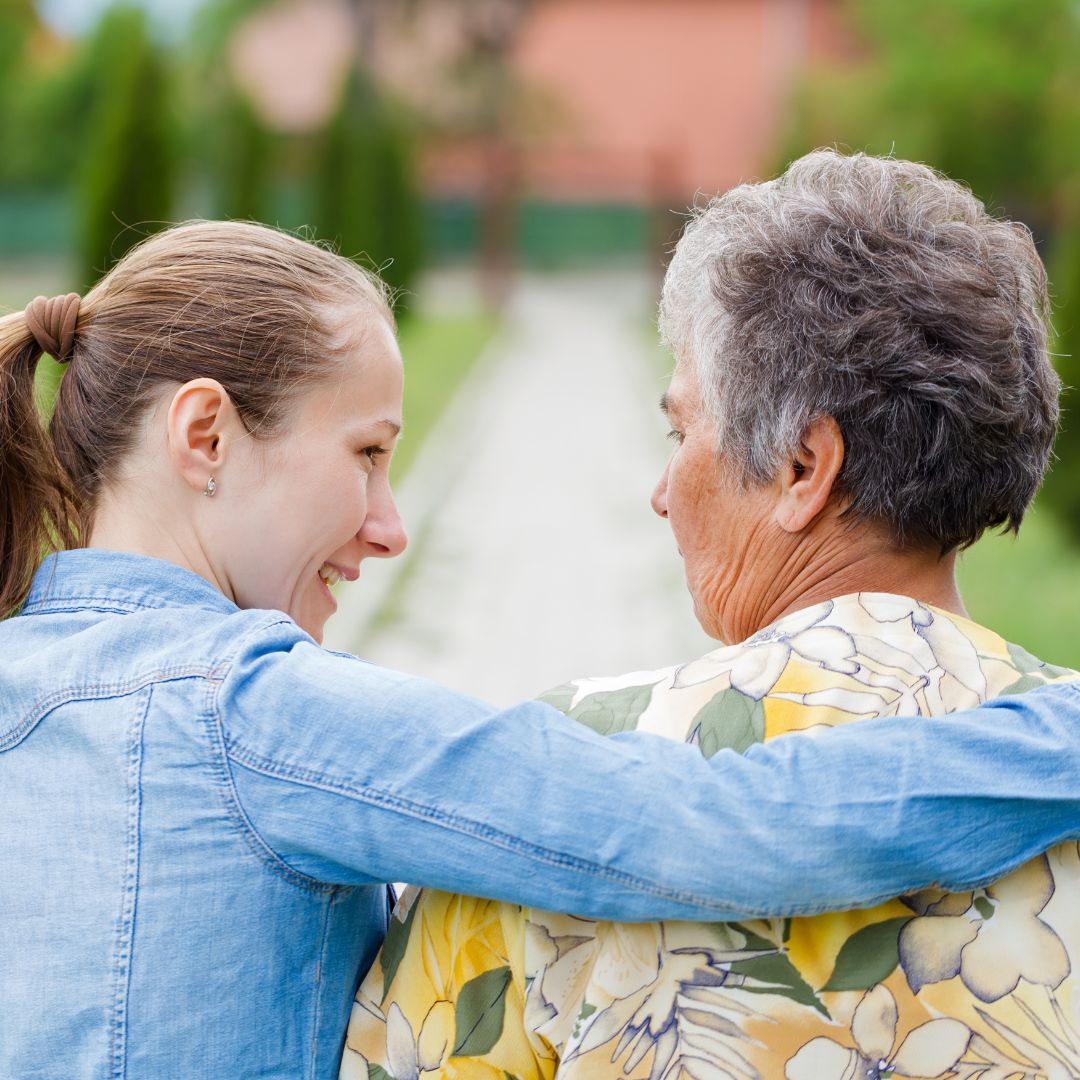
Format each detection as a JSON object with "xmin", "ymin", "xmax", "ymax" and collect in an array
[{"xmin": 341, "ymin": 594, "xmax": 1078, "ymax": 1080}]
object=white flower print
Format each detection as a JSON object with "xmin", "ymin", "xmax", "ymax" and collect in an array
[
  {"xmin": 340, "ymin": 998, "xmax": 455, "ymax": 1080},
  {"xmin": 899, "ymin": 856, "xmax": 1070, "ymax": 1001},
  {"xmin": 674, "ymin": 601, "xmax": 859, "ymax": 700},
  {"xmin": 785, "ymin": 984, "xmax": 971, "ymax": 1080}
]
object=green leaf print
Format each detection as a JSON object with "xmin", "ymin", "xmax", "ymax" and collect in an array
[
  {"xmin": 1006, "ymin": 642, "xmax": 1074, "ymax": 680},
  {"xmin": 822, "ymin": 916, "xmax": 912, "ymax": 991},
  {"xmin": 693, "ymin": 688, "xmax": 766, "ymax": 757},
  {"xmin": 568, "ymin": 683, "xmax": 654, "ymax": 736},
  {"xmin": 739, "ymin": 929, "xmax": 773, "ymax": 951},
  {"xmin": 379, "ymin": 896, "xmax": 419, "ymax": 1000},
  {"xmin": 728, "ymin": 951, "xmax": 830, "ymax": 1017},
  {"xmin": 1008, "ymin": 642, "xmax": 1043, "ymax": 674},
  {"xmin": 999, "ymin": 639, "xmax": 1075, "ymax": 695},
  {"xmin": 367, "ymin": 1066, "xmax": 394, "ymax": 1080},
  {"xmin": 999, "ymin": 672, "xmax": 1050, "ymax": 696},
  {"xmin": 707, "ymin": 922, "xmax": 764, "ymax": 952},
  {"xmin": 537, "ymin": 681, "xmax": 577, "ymax": 713},
  {"xmin": 453, "ymin": 965, "xmax": 513, "ymax": 1057},
  {"xmin": 571, "ymin": 1001, "xmax": 597, "ymax": 1040}
]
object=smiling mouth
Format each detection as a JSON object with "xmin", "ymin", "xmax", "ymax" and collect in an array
[
  {"xmin": 316, "ymin": 566, "xmax": 342, "ymax": 613},
  {"xmin": 318, "ymin": 564, "xmax": 343, "ymax": 588}
]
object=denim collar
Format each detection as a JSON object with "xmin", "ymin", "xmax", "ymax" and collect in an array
[{"xmin": 21, "ymin": 549, "xmax": 239, "ymax": 616}]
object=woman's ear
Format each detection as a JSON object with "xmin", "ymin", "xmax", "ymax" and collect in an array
[
  {"xmin": 773, "ymin": 415, "xmax": 845, "ymax": 533},
  {"xmin": 166, "ymin": 379, "xmax": 239, "ymax": 495}
]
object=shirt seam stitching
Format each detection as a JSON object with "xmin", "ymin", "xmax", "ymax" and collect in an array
[
  {"xmin": 309, "ymin": 889, "xmax": 339, "ymax": 1080},
  {"xmin": 20, "ymin": 595, "xmax": 231, "ymax": 615},
  {"xmin": 108, "ymin": 684, "xmax": 151, "ymax": 1080},
  {"xmin": 206, "ymin": 716, "xmax": 335, "ymax": 893},
  {"xmin": 0, "ymin": 668, "xmax": 220, "ymax": 752}
]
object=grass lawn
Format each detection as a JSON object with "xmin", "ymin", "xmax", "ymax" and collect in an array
[
  {"xmin": 393, "ymin": 310, "xmax": 498, "ymax": 479},
  {"xmin": 958, "ymin": 502, "xmax": 1080, "ymax": 669}
]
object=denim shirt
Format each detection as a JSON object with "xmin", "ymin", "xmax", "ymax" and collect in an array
[{"xmin": 2, "ymin": 549, "xmax": 1079, "ymax": 1080}]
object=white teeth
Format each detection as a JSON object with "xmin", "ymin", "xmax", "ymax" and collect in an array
[{"xmin": 318, "ymin": 565, "xmax": 342, "ymax": 587}]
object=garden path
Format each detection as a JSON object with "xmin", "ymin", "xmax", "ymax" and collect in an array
[{"xmin": 324, "ymin": 270, "xmax": 713, "ymax": 705}]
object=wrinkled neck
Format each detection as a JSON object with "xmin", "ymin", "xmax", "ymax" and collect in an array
[{"xmin": 725, "ymin": 520, "xmax": 965, "ymax": 644}]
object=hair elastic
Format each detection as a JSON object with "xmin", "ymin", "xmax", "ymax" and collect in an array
[{"xmin": 24, "ymin": 293, "xmax": 81, "ymax": 364}]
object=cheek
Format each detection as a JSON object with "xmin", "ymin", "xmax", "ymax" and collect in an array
[
  {"xmin": 308, "ymin": 459, "xmax": 370, "ymax": 526},
  {"xmin": 330, "ymin": 473, "xmax": 375, "ymax": 552},
  {"xmin": 667, "ymin": 456, "xmax": 714, "ymax": 551},
  {"xmin": 338, "ymin": 470, "xmax": 370, "ymax": 523}
]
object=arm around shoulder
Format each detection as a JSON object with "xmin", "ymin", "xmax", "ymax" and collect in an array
[{"xmin": 216, "ymin": 620, "xmax": 1080, "ymax": 918}]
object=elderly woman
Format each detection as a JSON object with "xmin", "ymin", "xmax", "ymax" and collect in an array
[{"xmin": 342, "ymin": 151, "xmax": 1078, "ymax": 1079}]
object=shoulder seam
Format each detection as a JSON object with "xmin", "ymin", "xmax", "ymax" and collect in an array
[{"xmin": 204, "ymin": 618, "xmax": 338, "ymax": 893}]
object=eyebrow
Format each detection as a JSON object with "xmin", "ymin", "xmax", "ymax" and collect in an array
[
  {"xmin": 372, "ymin": 419, "xmax": 402, "ymax": 438},
  {"xmin": 659, "ymin": 392, "xmax": 674, "ymax": 417}
]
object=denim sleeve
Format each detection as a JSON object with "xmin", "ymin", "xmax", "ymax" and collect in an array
[{"xmin": 218, "ymin": 619, "xmax": 1080, "ymax": 921}]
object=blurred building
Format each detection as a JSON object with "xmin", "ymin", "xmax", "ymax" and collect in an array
[
  {"xmin": 445, "ymin": 0, "xmax": 849, "ymax": 199},
  {"xmin": 233, "ymin": 0, "xmax": 856, "ymax": 262}
]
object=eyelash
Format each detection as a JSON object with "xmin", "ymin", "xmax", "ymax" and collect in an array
[
  {"xmin": 360, "ymin": 446, "xmax": 390, "ymax": 464},
  {"xmin": 666, "ymin": 429, "xmax": 684, "ymax": 445}
]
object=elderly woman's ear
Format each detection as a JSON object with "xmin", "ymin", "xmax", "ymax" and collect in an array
[{"xmin": 773, "ymin": 416, "xmax": 845, "ymax": 533}]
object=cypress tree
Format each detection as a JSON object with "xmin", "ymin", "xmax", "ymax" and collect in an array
[
  {"xmin": 312, "ymin": 65, "xmax": 425, "ymax": 312},
  {"xmin": 77, "ymin": 6, "xmax": 177, "ymax": 289},
  {"xmin": 215, "ymin": 82, "xmax": 272, "ymax": 222}
]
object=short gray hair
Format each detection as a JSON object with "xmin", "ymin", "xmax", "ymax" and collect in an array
[{"xmin": 659, "ymin": 149, "xmax": 1060, "ymax": 552}]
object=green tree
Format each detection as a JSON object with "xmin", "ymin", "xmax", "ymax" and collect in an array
[
  {"xmin": 0, "ymin": 1, "xmax": 82, "ymax": 189},
  {"xmin": 312, "ymin": 65, "xmax": 424, "ymax": 312},
  {"xmin": 214, "ymin": 81, "xmax": 272, "ymax": 221},
  {"xmin": 1047, "ymin": 225, "xmax": 1080, "ymax": 530},
  {"xmin": 77, "ymin": 5, "xmax": 177, "ymax": 289}
]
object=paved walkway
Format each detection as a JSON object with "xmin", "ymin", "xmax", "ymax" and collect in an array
[{"xmin": 324, "ymin": 270, "xmax": 713, "ymax": 705}]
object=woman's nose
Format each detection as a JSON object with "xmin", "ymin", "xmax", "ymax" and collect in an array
[{"xmin": 363, "ymin": 487, "xmax": 408, "ymax": 558}]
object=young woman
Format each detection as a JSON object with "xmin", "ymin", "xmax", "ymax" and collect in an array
[{"xmin": 1, "ymin": 221, "xmax": 1076, "ymax": 1079}]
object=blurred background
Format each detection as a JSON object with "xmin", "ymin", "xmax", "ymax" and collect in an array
[{"xmin": 3, "ymin": 0, "xmax": 1079, "ymax": 691}]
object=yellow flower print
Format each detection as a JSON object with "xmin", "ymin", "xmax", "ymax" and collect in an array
[
  {"xmin": 785, "ymin": 984, "xmax": 970, "ymax": 1080},
  {"xmin": 898, "ymin": 856, "xmax": 1070, "ymax": 1001}
]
